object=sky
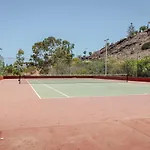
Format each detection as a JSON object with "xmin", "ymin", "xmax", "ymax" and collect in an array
[{"xmin": 0, "ymin": 0, "xmax": 150, "ymax": 64}]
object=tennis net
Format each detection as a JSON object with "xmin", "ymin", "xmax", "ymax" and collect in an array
[{"xmin": 19, "ymin": 74, "xmax": 128, "ymax": 84}]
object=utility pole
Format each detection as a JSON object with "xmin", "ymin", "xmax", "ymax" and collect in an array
[
  {"xmin": 136, "ymin": 51, "xmax": 139, "ymax": 77},
  {"xmin": 0, "ymin": 48, "xmax": 4, "ymax": 74},
  {"xmin": 0, "ymin": 48, "xmax": 2, "ymax": 54},
  {"xmin": 104, "ymin": 39, "xmax": 109, "ymax": 76}
]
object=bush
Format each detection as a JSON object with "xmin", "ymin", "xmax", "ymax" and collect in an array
[
  {"xmin": 121, "ymin": 59, "xmax": 137, "ymax": 76},
  {"xmin": 137, "ymin": 56, "xmax": 150, "ymax": 77},
  {"xmin": 139, "ymin": 26, "xmax": 148, "ymax": 32},
  {"xmin": 141, "ymin": 42, "xmax": 150, "ymax": 50}
]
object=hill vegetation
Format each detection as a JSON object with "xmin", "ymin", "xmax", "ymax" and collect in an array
[{"xmin": 1, "ymin": 22, "xmax": 150, "ymax": 77}]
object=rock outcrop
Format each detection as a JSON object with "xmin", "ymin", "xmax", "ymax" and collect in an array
[{"xmin": 91, "ymin": 29, "xmax": 150, "ymax": 60}]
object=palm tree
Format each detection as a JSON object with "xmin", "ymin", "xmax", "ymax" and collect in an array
[
  {"xmin": 83, "ymin": 50, "xmax": 87, "ymax": 56},
  {"xmin": 89, "ymin": 52, "xmax": 92, "ymax": 56}
]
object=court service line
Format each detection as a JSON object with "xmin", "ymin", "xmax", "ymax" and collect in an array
[
  {"xmin": 36, "ymin": 80, "xmax": 70, "ymax": 98},
  {"xmin": 26, "ymin": 80, "xmax": 41, "ymax": 99}
]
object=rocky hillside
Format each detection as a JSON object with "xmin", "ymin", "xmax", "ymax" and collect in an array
[{"xmin": 91, "ymin": 29, "xmax": 150, "ymax": 60}]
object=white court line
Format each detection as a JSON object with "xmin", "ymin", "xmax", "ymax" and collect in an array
[
  {"xmin": 36, "ymin": 80, "xmax": 70, "ymax": 98},
  {"xmin": 26, "ymin": 80, "xmax": 41, "ymax": 99},
  {"xmin": 41, "ymin": 93, "xmax": 150, "ymax": 99}
]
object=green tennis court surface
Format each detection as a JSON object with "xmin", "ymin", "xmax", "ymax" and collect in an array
[{"xmin": 27, "ymin": 79, "xmax": 150, "ymax": 99}]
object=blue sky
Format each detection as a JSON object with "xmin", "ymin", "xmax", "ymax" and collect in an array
[{"xmin": 0, "ymin": 0, "xmax": 150, "ymax": 64}]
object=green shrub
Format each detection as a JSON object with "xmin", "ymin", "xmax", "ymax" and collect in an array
[
  {"xmin": 137, "ymin": 56, "xmax": 150, "ymax": 77},
  {"xmin": 139, "ymin": 26, "xmax": 148, "ymax": 32},
  {"xmin": 141, "ymin": 42, "xmax": 150, "ymax": 50}
]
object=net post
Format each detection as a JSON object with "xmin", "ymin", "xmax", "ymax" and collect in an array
[
  {"xmin": 17, "ymin": 64, "xmax": 24, "ymax": 84},
  {"xmin": 126, "ymin": 73, "xmax": 129, "ymax": 83},
  {"xmin": 18, "ymin": 75, "xmax": 21, "ymax": 84}
]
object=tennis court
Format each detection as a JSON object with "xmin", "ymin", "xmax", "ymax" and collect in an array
[
  {"xmin": 25, "ymin": 78, "xmax": 150, "ymax": 99},
  {"xmin": 1, "ymin": 78, "xmax": 150, "ymax": 150}
]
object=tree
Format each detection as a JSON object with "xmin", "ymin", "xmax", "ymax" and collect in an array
[
  {"xmin": 89, "ymin": 52, "xmax": 92, "ymax": 56},
  {"xmin": 127, "ymin": 23, "xmax": 136, "ymax": 37},
  {"xmin": 3, "ymin": 64, "xmax": 18, "ymax": 75},
  {"xmin": 107, "ymin": 57, "xmax": 124, "ymax": 74},
  {"xmin": 107, "ymin": 42, "xmax": 110, "ymax": 47},
  {"xmin": 121, "ymin": 59, "xmax": 137, "ymax": 76},
  {"xmin": 1, "ymin": 50, "xmax": 25, "ymax": 76},
  {"xmin": 83, "ymin": 50, "xmax": 87, "ymax": 56},
  {"xmin": 15, "ymin": 49, "xmax": 25, "ymax": 65},
  {"xmin": 30, "ymin": 36, "xmax": 75, "ymax": 74},
  {"xmin": 30, "ymin": 36, "xmax": 57, "ymax": 74},
  {"xmin": 51, "ymin": 40, "xmax": 74, "ymax": 74},
  {"xmin": 0, "ymin": 61, "xmax": 4, "ymax": 75},
  {"xmin": 137, "ymin": 56, "xmax": 150, "ymax": 77},
  {"xmin": 139, "ymin": 26, "xmax": 148, "ymax": 32},
  {"xmin": 14, "ymin": 49, "xmax": 25, "ymax": 75},
  {"xmin": 0, "ymin": 55, "xmax": 4, "ymax": 75}
]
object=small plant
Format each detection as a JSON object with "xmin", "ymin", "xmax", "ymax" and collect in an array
[{"xmin": 141, "ymin": 42, "xmax": 150, "ymax": 50}]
